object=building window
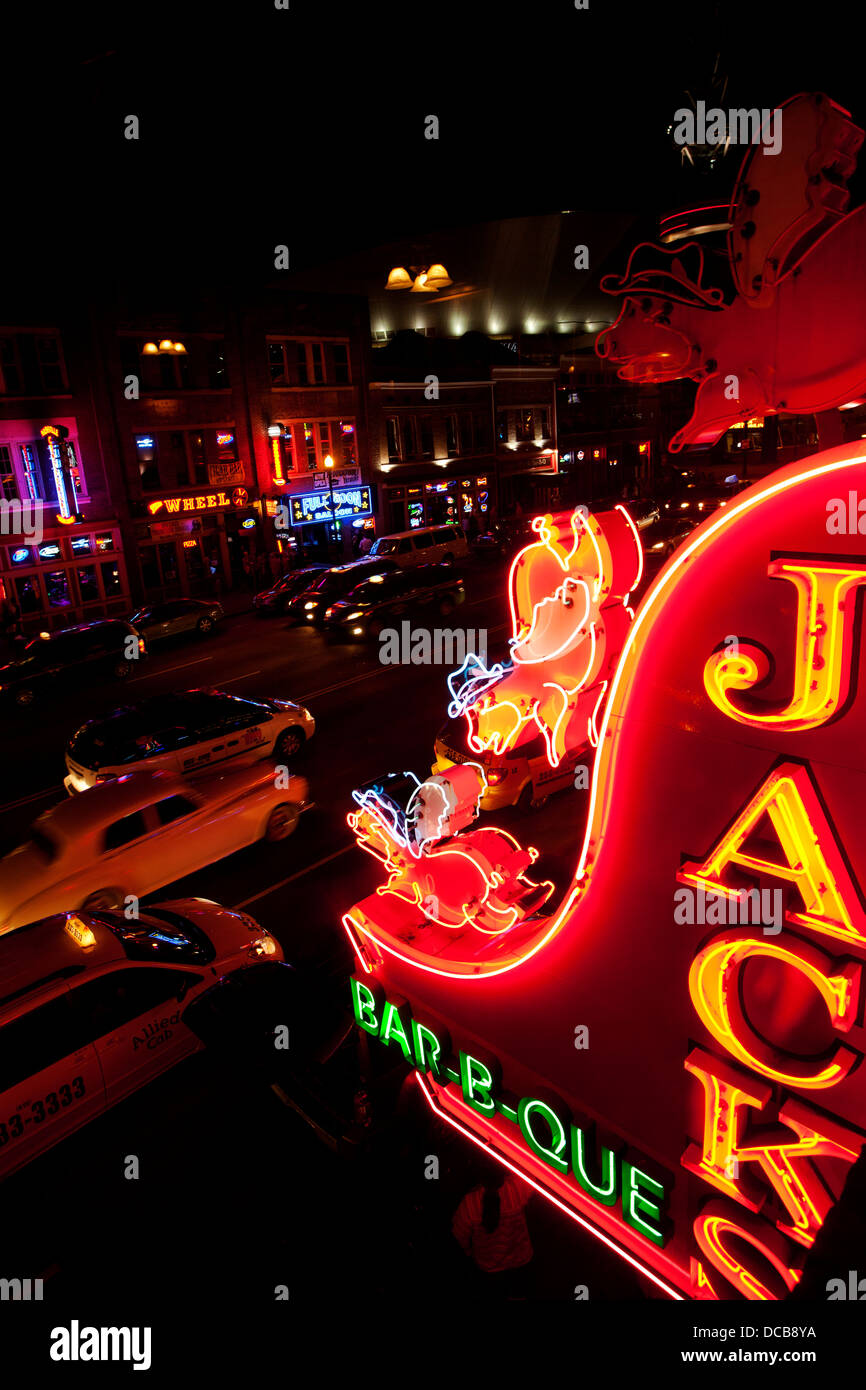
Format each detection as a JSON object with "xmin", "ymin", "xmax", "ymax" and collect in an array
[
  {"xmin": 0, "ymin": 337, "xmax": 24, "ymax": 394},
  {"xmin": 207, "ymin": 342, "xmax": 230, "ymax": 389},
  {"xmin": 135, "ymin": 434, "xmax": 161, "ymax": 491},
  {"xmin": 386, "ymin": 417, "xmax": 401, "ymax": 460},
  {"xmin": 418, "ymin": 416, "xmax": 434, "ymax": 459},
  {"xmin": 446, "ymin": 415, "xmax": 459, "ymax": 457},
  {"xmin": 20, "ymin": 445, "xmax": 42, "ymax": 501},
  {"xmin": 459, "ymin": 413, "xmax": 475, "ymax": 452},
  {"xmin": 0, "ymin": 446, "xmax": 17, "ymax": 500},
  {"xmin": 331, "ymin": 343, "xmax": 350, "ymax": 384},
  {"xmin": 35, "ymin": 336, "xmax": 68, "ymax": 393},
  {"xmin": 401, "ymin": 418, "xmax": 415, "ymax": 460},
  {"xmin": 268, "ymin": 339, "xmax": 352, "ymax": 387},
  {"xmin": 0, "ymin": 333, "xmax": 67, "ymax": 394},
  {"xmin": 515, "ymin": 410, "xmax": 534, "ymax": 442},
  {"xmin": 496, "ymin": 411, "xmax": 509, "ymax": 444}
]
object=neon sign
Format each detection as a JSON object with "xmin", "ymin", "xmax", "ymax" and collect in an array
[
  {"xmin": 290, "ymin": 486, "xmax": 373, "ymax": 525},
  {"xmin": 343, "ymin": 767, "xmax": 555, "ymax": 976},
  {"xmin": 350, "ymin": 976, "xmax": 670, "ymax": 1249},
  {"xmin": 341, "ymin": 97, "xmax": 866, "ymax": 1301},
  {"xmin": 446, "ymin": 505, "xmax": 640, "ymax": 768},
  {"xmin": 147, "ymin": 490, "xmax": 241, "ymax": 515}
]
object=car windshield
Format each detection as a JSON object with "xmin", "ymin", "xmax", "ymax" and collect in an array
[
  {"xmin": 92, "ymin": 907, "xmax": 216, "ymax": 964},
  {"xmin": 371, "ymin": 538, "xmax": 400, "ymax": 554}
]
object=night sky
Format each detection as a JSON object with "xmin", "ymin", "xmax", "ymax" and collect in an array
[{"xmin": 4, "ymin": 0, "xmax": 864, "ymax": 296}]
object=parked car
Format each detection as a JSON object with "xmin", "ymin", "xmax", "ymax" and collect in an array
[
  {"xmin": 368, "ymin": 523, "xmax": 469, "ymax": 569},
  {"xmin": 253, "ymin": 566, "xmax": 328, "ymax": 615},
  {"xmin": 0, "ymin": 765, "xmax": 311, "ymax": 933},
  {"xmin": 323, "ymin": 564, "xmax": 466, "ymax": 640},
  {"xmin": 286, "ymin": 557, "xmax": 400, "ymax": 626},
  {"xmin": 0, "ymin": 899, "xmax": 281, "ymax": 1181},
  {"xmin": 0, "ymin": 621, "xmax": 146, "ymax": 708},
  {"xmin": 64, "ymin": 690, "xmax": 315, "ymax": 793},
  {"xmin": 470, "ymin": 517, "xmax": 536, "ymax": 560},
  {"xmin": 622, "ymin": 497, "xmax": 661, "ymax": 530},
  {"xmin": 433, "ymin": 715, "xmax": 590, "ymax": 811},
  {"xmin": 129, "ymin": 598, "xmax": 224, "ymax": 643}
]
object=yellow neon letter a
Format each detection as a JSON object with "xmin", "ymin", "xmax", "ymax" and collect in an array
[{"xmin": 678, "ymin": 762, "xmax": 866, "ymax": 946}]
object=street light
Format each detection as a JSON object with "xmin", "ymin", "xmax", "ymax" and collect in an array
[{"xmin": 324, "ymin": 454, "xmax": 336, "ymax": 553}]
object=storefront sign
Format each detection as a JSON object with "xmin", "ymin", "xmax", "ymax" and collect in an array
[
  {"xmin": 312, "ymin": 467, "xmax": 361, "ymax": 489},
  {"xmin": 290, "ymin": 486, "xmax": 372, "ymax": 525},
  {"xmin": 207, "ymin": 459, "xmax": 246, "ymax": 487},
  {"xmin": 147, "ymin": 489, "xmax": 249, "ymax": 517},
  {"xmin": 351, "ymin": 977, "xmax": 669, "ymax": 1249}
]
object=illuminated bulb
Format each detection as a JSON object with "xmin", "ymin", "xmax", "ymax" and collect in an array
[
  {"xmin": 158, "ymin": 339, "xmax": 175, "ymax": 353},
  {"xmin": 142, "ymin": 342, "xmax": 159, "ymax": 355},
  {"xmin": 385, "ymin": 266, "xmax": 413, "ymax": 290}
]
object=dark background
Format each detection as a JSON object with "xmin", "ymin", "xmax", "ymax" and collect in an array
[{"xmin": 3, "ymin": 0, "xmax": 863, "ymax": 294}]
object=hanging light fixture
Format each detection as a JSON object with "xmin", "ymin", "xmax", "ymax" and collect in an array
[
  {"xmin": 173, "ymin": 342, "xmax": 187, "ymax": 354},
  {"xmin": 424, "ymin": 263, "xmax": 452, "ymax": 288},
  {"xmin": 385, "ymin": 266, "xmax": 413, "ymax": 290},
  {"xmin": 410, "ymin": 273, "xmax": 437, "ymax": 293},
  {"xmin": 142, "ymin": 342, "xmax": 159, "ymax": 355},
  {"xmin": 158, "ymin": 339, "xmax": 175, "ymax": 353}
]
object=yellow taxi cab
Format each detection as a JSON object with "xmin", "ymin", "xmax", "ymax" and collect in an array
[
  {"xmin": 0, "ymin": 900, "xmax": 281, "ymax": 1181},
  {"xmin": 0, "ymin": 765, "xmax": 310, "ymax": 934},
  {"xmin": 432, "ymin": 717, "xmax": 590, "ymax": 811}
]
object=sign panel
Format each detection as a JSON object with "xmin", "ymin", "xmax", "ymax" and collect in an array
[
  {"xmin": 207, "ymin": 459, "xmax": 246, "ymax": 487},
  {"xmin": 290, "ymin": 485, "xmax": 372, "ymax": 525}
]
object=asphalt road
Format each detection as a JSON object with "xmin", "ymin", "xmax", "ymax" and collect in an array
[{"xmin": 0, "ymin": 558, "xmax": 592, "ymax": 964}]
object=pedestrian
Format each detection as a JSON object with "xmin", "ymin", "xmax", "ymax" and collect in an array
[
  {"xmin": 452, "ymin": 1159, "xmax": 534, "ymax": 1298},
  {"xmin": 358, "ymin": 532, "xmax": 373, "ymax": 556}
]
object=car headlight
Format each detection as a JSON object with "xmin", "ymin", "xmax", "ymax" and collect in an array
[
  {"xmin": 344, "ymin": 611, "xmax": 362, "ymax": 621},
  {"xmin": 304, "ymin": 601, "xmax": 316, "ymax": 610},
  {"xmin": 248, "ymin": 935, "xmax": 278, "ymax": 958}
]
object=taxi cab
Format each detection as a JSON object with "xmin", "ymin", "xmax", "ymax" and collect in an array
[
  {"xmin": 0, "ymin": 765, "xmax": 310, "ymax": 933},
  {"xmin": 0, "ymin": 900, "xmax": 282, "ymax": 1182},
  {"xmin": 64, "ymin": 689, "xmax": 315, "ymax": 794},
  {"xmin": 432, "ymin": 716, "xmax": 590, "ymax": 811}
]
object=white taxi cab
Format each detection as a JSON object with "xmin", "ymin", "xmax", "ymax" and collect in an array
[
  {"xmin": 64, "ymin": 690, "xmax": 315, "ymax": 795},
  {"xmin": 0, "ymin": 765, "xmax": 310, "ymax": 933},
  {"xmin": 0, "ymin": 900, "xmax": 282, "ymax": 1181}
]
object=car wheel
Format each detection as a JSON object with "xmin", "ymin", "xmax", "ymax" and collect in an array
[
  {"xmin": 274, "ymin": 726, "xmax": 305, "ymax": 760},
  {"xmin": 516, "ymin": 781, "xmax": 534, "ymax": 813},
  {"xmin": 83, "ymin": 887, "xmax": 124, "ymax": 912},
  {"xmin": 197, "ymin": 615, "xmax": 214, "ymax": 634},
  {"xmin": 112, "ymin": 660, "xmax": 131, "ymax": 680},
  {"xmin": 265, "ymin": 803, "xmax": 300, "ymax": 841},
  {"xmin": 438, "ymin": 596, "xmax": 456, "ymax": 617},
  {"xmin": 14, "ymin": 687, "xmax": 34, "ymax": 707}
]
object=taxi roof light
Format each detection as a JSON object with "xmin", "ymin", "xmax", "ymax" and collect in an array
[{"xmin": 65, "ymin": 914, "xmax": 97, "ymax": 950}]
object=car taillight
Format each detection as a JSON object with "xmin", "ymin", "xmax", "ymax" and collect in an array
[{"xmin": 487, "ymin": 768, "xmax": 506, "ymax": 785}]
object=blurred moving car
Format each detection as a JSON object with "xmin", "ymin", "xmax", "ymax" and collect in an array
[
  {"xmin": 0, "ymin": 765, "xmax": 311, "ymax": 932},
  {"xmin": 253, "ymin": 566, "xmax": 328, "ymax": 615},
  {"xmin": 129, "ymin": 598, "xmax": 224, "ymax": 643},
  {"xmin": 0, "ymin": 900, "xmax": 281, "ymax": 1181},
  {"xmin": 433, "ymin": 716, "xmax": 590, "ymax": 811},
  {"xmin": 64, "ymin": 690, "xmax": 315, "ymax": 793},
  {"xmin": 642, "ymin": 514, "xmax": 701, "ymax": 564},
  {"xmin": 323, "ymin": 564, "xmax": 466, "ymax": 640},
  {"xmin": 286, "ymin": 556, "xmax": 400, "ymax": 626},
  {"xmin": 0, "ymin": 621, "xmax": 146, "ymax": 708},
  {"xmin": 368, "ymin": 523, "xmax": 468, "ymax": 569}
]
